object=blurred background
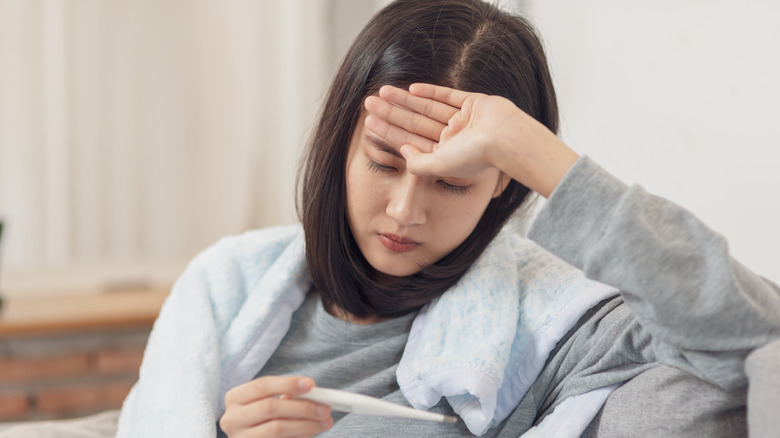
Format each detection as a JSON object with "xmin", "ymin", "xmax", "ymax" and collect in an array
[
  {"xmin": 1, "ymin": 0, "xmax": 778, "ymax": 296},
  {"xmin": 0, "ymin": 0, "xmax": 779, "ymax": 424}
]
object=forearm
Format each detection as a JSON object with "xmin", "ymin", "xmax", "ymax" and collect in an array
[
  {"xmin": 527, "ymin": 156, "xmax": 780, "ymax": 387},
  {"xmin": 486, "ymin": 111, "xmax": 579, "ymax": 199}
]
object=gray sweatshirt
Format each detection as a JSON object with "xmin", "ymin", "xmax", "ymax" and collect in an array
[
  {"xmin": 218, "ymin": 156, "xmax": 780, "ymax": 437},
  {"xmin": 529, "ymin": 156, "xmax": 780, "ymax": 391},
  {"xmin": 528, "ymin": 156, "xmax": 780, "ymax": 436}
]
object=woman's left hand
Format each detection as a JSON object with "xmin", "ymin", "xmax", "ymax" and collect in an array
[
  {"xmin": 364, "ymin": 84, "xmax": 503, "ymax": 181},
  {"xmin": 364, "ymin": 83, "xmax": 579, "ymax": 198}
]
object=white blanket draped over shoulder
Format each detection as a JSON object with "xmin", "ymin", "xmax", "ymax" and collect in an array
[{"xmin": 117, "ymin": 224, "xmax": 618, "ymax": 437}]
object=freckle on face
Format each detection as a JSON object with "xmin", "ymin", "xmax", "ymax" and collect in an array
[{"xmin": 344, "ymin": 112, "xmax": 501, "ymax": 277}]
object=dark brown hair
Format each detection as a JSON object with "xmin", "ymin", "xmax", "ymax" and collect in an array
[{"xmin": 299, "ymin": 0, "xmax": 558, "ymax": 318}]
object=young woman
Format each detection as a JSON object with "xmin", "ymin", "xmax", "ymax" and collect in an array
[
  {"xmin": 115, "ymin": 0, "xmax": 780, "ymax": 437},
  {"xmin": 364, "ymin": 84, "xmax": 780, "ymax": 437}
]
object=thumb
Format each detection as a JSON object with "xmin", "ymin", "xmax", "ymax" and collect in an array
[
  {"xmin": 401, "ymin": 144, "xmax": 439, "ymax": 176},
  {"xmin": 400, "ymin": 144, "xmax": 422, "ymax": 160}
]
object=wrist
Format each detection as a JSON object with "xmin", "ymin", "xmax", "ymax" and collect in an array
[
  {"xmin": 487, "ymin": 124, "xmax": 579, "ymax": 198},
  {"xmin": 484, "ymin": 117, "xmax": 524, "ymax": 176},
  {"xmin": 537, "ymin": 145, "xmax": 579, "ymax": 198}
]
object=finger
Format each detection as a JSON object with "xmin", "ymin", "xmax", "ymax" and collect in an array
[
  {"xmin": 365, "ymin": 114, "xmax": 438, "ymax": 153},
  {"xmin": 225, "ymin": 376, "xmax": 315, "ymax": 406},
  {"xmin": 377, "ymin": 85, "xmax": 458, "ymax": 124},
  {"xmin": 222, "ymin": 398, "xmax": 331, "ymax": 431},
  {"xmin": 248, "ymin": 398, "xmax": 331, "ymax": 425},
  {"xmin": 408, "ymin": 83, "xmax": 472, "ymax": 108},
  {"xmin": 400, "ymin": 145, "xmax": 443, "ymax": 177},
  {"xmin": 254, "ymin": 417, "xmax": 333, "ymax": 438},
  {"xmin": 364, "ymin": 95, "xmax": 447, "ymax": 141}
]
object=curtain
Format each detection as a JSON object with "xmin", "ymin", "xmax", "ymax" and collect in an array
[
  {"xmin": 1, "ymin": 0, "xmax": 531, "ymax": 295},
  {"xmin": 0, "ymin": 0, "xmax": 358, "ymax": 295}
]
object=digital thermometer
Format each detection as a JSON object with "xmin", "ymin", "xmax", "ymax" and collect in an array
[{"xmin": 297, "ymin": 387, "xmax": 458, "ymax": 424}]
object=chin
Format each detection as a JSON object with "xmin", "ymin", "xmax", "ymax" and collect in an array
[{"xmin": 369, "ymin": 257, "xmax": 424, "ymax": 279}]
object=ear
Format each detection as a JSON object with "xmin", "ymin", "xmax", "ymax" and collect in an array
[{"xmin": 492, "ymin": 172, "xmax": 511, "ymax": 199}]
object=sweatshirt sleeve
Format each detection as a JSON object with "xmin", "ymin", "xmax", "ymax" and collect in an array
[{"xmin": 527, "ymin": 155, "xmax": 780, "ymax": 390}]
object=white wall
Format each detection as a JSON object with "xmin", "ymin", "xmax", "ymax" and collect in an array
[{"xmin": 528, "ymin": 0, "xmax": 780, "ymax": 281}]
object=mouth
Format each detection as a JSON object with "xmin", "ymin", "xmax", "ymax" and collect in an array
[{"xmin": 378, "ymin": 233, "xmax": 420, "ymax": 253}]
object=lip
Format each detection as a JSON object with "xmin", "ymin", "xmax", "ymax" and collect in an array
[{"xmin": 378, "ymin": 233, "xmax": 420, "ymax": 253}]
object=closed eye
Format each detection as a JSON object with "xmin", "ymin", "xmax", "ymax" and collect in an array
[
  {"xmin": 367, "ymin": 157, "xmax": 470, "ymax": 196},
  {"xmin": 367, "ymin": 159, "xmax": 395, "ymax": 173},
  {"xmin": 439, "ymin": 180, "xmax": 471, "ymax": 196}
]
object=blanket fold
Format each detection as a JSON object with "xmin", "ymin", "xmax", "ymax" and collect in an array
[
  {"xmin": 117, "ymin": 224, "xmax": 619, "ymax": 437},
  {"xmin": 396, "ymin": 227, "xmax": 618, "ymax": 435}
]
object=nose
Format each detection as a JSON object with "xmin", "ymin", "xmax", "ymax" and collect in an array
[{"xmin": 386, "ymin": 174, "xmax": 427, "ymax": 226}]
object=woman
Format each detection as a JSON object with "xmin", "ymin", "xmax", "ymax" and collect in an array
[
  {"xmin": 365, "ymin": 83, "xmax": 780, "ymax": 437},
  {"xmin": 116, "ymin": 0, "xmax": 780, "ymax": 437}
]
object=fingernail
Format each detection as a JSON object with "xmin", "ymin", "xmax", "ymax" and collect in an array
[
  {"xmin": 317, "ymin": 406, "xmax": 329, "ymax": 418},
  {"xmin": 400, "ymin": 146, "xmax": 409, "ymax": 159},
  {"xmin": 298, "ymin": 378, "xmax": 313, "ymax": 390}
]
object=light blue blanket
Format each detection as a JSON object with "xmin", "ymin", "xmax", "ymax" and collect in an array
[{"xmin": 117, "ymin": 224, "xmax": 618, "ymax": 437}]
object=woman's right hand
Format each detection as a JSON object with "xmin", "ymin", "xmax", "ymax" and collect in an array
[{"xmin": 219, "ymin": 376, "xmax": 333, "ymax": 438}]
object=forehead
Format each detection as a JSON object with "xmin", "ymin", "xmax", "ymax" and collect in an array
[
  {"xmin": 346, "ymin": 110, "xmax": 370, "ymax": 161},
  {"xmin": 365, "ymin": 134, "xmax": 402, "ymax": 158},
  {"xmin": 350, "ymin": 105, "xmax": 398, "ymax": 144},
  {"xmin": 347, "ymin": 111, "xmax": 405, "ymax": 165}
]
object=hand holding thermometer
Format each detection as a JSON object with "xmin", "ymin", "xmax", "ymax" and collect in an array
[{"xmin": 296, "ymin": 387, "xmax": 458, "ymax": 424}]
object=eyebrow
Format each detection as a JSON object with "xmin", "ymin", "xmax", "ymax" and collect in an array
[{"xmin": 365, "ymin": 135, "xmax": 403, "ymax": 160}]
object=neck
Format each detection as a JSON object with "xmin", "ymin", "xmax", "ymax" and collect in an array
[{"xmin": 324, "ymin": 301, "xmax": 388, "ymax": 325}]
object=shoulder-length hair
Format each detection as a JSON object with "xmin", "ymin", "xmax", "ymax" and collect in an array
[{"xmin": 298, "ymin": 0, "xmax": 558, "ymax": 318}]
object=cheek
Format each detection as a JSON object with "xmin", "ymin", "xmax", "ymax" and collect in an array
[
  {"xmin": 346, "ymin": 164, "xmax": 382, "ymax": 227},
  {"xmin": 440, "ymin": 206, "xmax": 482, "ymax": 236},
  {"xmin": 345, "ymin": 167, "xmax": 362, "ymax": 223},
  {"xmin": 430, "ymin": 193, "xmax": 494, "ymax": 248}
]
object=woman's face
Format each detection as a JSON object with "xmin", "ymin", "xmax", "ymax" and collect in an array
[{"xmin": 345, "ymin": 111, "xmax": 505, "ymax": 278}]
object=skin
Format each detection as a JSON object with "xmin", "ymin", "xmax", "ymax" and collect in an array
[
  {"xmin": 219, "ymin": 376, "xmax": 333, "ymax": 438},
  {"xmin": 345, "ymin": 110, "xmax": 508, "ymax": 280},
  {"xmin": 363, "ymin": 84, "xmax": 580, "ymax": 199},
  {"xmin": 220, "ymin": 99, "xmax": 512, "ymax": 437}
]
